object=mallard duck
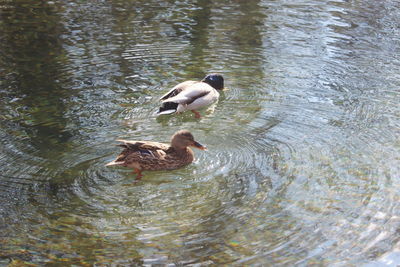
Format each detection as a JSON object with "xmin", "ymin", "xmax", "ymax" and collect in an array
[
  {"xmin": 105, "ymin": 130, "xmax": 206, "ymax": 179},
  {"xmin": 158, "ymin": 74, "xmax": 224, "ymax": 118}
]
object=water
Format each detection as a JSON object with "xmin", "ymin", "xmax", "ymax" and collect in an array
[{"xmin": 1, "ymin": 0, "xmax": 399, "ymax": 265}]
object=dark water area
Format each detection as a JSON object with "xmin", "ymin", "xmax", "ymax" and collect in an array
[{"xmin": 0, "ymin": 0, "xmax": 399, "ymax": 265}]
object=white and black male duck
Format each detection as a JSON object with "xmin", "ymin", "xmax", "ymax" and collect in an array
[{"xmin": 157, "ymin": 74, "xmax": 224, "ymax": 118}]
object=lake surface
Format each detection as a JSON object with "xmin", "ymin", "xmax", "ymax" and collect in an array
[{"xmin": 1, "ymin": 0, "xmax": 399, "ymax": 265}]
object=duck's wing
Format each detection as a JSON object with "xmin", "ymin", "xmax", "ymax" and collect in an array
[
  {"xmin": 116, "ymin": 140, "xmax": 169, "ymax": 152},
  {"xmin": 160, "ymin": 80, "xmax": 197, "ymax": 100},
  {"xmin": 161, "ymin": 82, "xmax": 213, "ymax": 105},
  {"xmin": 106, "ymin": 140, "xmax": 169, "ymax": 166}
]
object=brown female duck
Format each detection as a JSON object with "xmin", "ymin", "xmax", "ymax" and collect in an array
[{"xmin": 106, "ymin": 130, "xmax": 206, "ymax": 179}]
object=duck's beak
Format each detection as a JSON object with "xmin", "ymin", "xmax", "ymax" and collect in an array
[{"xmin": 192, "ymin": 141, "xmax": 207, "ymax": 151}]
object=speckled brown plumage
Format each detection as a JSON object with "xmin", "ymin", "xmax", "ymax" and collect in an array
[{"xmin": 106, "ymin": 130, "xmax": 206, "ymax": 179}]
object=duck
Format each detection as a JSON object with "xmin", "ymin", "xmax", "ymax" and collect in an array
[
  {"xmin": 158, "ymin": 74, "xmax": 224, "ymax": 118},
  {"xmin": 105, "ymin": 130, "xmax": 206, "ymax": 179}
]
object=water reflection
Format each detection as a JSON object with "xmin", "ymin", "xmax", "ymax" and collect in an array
[
  {"xmin": 0, "ymin": 0, "xmax": 399, "ymax": 265},
  {"xmin": 174, "ymin": 0, "xmax": 213, "ymax": 76},
  {"xmin": 1, "ymin": 1, "xmax": 71, "ymax": 154},
  {"xmin": 0, "ymin": 0, "xmax": 73, "ymax": 216}
]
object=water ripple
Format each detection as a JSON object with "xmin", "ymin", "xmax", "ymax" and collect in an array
[{"xmin": 1, "ymin": 0, "xmax": 400, "ymax": 265}]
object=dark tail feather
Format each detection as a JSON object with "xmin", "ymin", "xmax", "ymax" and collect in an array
[
  {"xmin": 116, "ymin": 144, "xmax": 128, "ymax": 149},
  {"xmin": 158, "ymin": 102, "xmax": 178, "ymax": 115}
]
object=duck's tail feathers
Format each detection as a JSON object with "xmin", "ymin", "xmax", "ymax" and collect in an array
[
  {"xmin": 158, "ymin": 109, "xmax": 177, "ymax": 115},
  {"xmin": 116, "ymin": 143, "xmax": 128, "ymax": 149},
  {"xmin": 105, "ymin": 160, "xmax": 124, "ymax": 167},
  {"xmin": 157, "ymin": 102, "xmax": 178, "ymax": 115}
]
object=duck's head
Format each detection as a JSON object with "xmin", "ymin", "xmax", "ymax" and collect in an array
[
  {"xmin": 171, "ymin": 130, "xmax": 207, "ymax": 150},
  {"xmin": 202, "ymin": 74, "xmax": 224, "ymax": 90}
]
